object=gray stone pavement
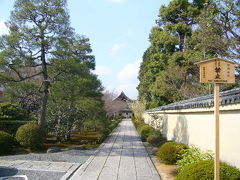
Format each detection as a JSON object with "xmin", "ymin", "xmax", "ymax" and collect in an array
[
  {"xmin": 0, "ymin": 159, "xmax": 80, "ymax": 180},
  {"xmin": 0, "ymin": 145, "xmax": 95, "ymax": 179},
  {"xmin": 69, "ymin": 118, "xmax": 161, "ymax": 180}
]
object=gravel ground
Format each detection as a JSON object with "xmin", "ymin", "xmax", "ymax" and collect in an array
[
  {"xmin": 0, "ymin": 149, "xmax": 95, "ymax": 163},
  {"xmin": 0, "ymin": 149, "xmax": 96, "ymax": 180},
  {"xmin": 0, "ymin": 168, "xmax": 65, "ymax": 180}
]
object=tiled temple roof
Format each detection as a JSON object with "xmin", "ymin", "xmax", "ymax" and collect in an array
[
  {"xmin": 147, "ymin": 88, "xmax": 240, "ymax": 112},
  {"xmin": 113, "ymin": 92, "xmax": 132, "ymax": 102}
]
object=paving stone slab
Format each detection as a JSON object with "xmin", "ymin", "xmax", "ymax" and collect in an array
[
  {"xmin": 0, "ymin": 160, "xmax": 79, "ymax": 173},
  {"xmin": 69, "ymin": 118, "xmax": 161, "ymax": 180}
]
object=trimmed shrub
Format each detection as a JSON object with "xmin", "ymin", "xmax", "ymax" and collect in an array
[
  {"xmin": 157, "ymin": 142, "xmax": 188, "ymax": 164},
  {"xmin": 131, "ymin": 117, "xmax": 142, "ymax": 128},
  {"xmin": 0, "ymin": 102, "xmax": 29, "ymax": 120},
  {"xmin": 176, "ymin": 160, "xmax": 240, "ymax": 180},
  {"xmin": 0, "ymin": 131, "xmax": 14, "ymax": 155},
  {"xmin": 16, "ymin": 123, "xmax": 46, "ymax": 149},
  {"xmin": 99, "ymin": 119, "xmax": 122, "ymax": 143},
  {"xmin": 131, "ymin": 117, "xmax": 138, "ymax": 128},
  {"xmin": 109, "ymin": 119, "xmax": 121, "ymax": 130},
  {"xmin": 0, "ymin": 120, "xmax": 30, "ymax": 135},
  {"xmin": 147, "ymin": 132, "xmax": 166, "ymax": 147},
  {"xmin": 177, "ymin": 145, "xmax": 213, "ymax": 172},
  {"xmin": 137, "ymin": 124, "xmax": 156, "ymax": 141}
]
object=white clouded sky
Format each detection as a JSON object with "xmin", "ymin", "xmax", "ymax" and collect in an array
[
  {"xmin": 0, "ymin": 0, "xmax": 167, "ymax": 99},
  {"xmin": 118, "ymin": 59, "xmax": 141, "ymax": 83},
  {"xmin": 95, "ymin": 59, "xmax": 142, "ymax": 99},
  {"xmin": 108, "ymin": 0, "xmax": 125, "ymax": 3},
  {"xmin": 116, "ymin": 59, "xmax": 142, "ymax": 99},
  {"xmin": 94, "ymin": 65, "xmax": 112, "ymax": 76},
  {"xmin": 0, "ymin": 20, "xmax": 8, "ymax": 35},
  {"xmin": 108, "ymin": 44, "xmax": 125, "ymax": 56}
]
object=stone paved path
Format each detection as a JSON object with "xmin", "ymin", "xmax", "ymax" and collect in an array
[
  {"xmin": 70, "ymin": 118, "xmax": 161, "ymax": 180},
  {"xmin": 0, "ymin": 160, "xmax": 80, "ymax": 180},
  {"xmin": 0, "ymin": 160, "xmax": 79, "ymax": 173}
]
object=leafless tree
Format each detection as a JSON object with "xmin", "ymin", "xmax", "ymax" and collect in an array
[{"xmin": 102, "ymin": 90, "xmax": 127, "ymax": 117}]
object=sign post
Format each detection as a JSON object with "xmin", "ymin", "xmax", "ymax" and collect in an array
[
  {"xmin": 196, "ymin": 58, "xmax": 238, "ymax": 180},
  {"xmin": 214, "ymin": 83, "xmax": 220, "ymax": 180}
]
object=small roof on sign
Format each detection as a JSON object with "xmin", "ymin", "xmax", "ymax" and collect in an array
[{"xmin": 195, "ymin": 58, "xmax": 239, "ymax": 65}]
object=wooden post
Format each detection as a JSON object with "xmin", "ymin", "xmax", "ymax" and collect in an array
[
  {"xmin": 196, "ymin": 58, "xmax": 238, "ymax": 180},
  {"xmin": 214, "ymin": 83, "xmax": 220, "ymax": 180}
]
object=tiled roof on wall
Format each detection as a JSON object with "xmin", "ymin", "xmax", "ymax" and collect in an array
[{"xmin": 147, "ymin": 88, "xmax": 240, "ymax": 112}]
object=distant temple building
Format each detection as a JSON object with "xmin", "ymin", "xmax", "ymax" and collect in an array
[{"xmin": 113, "ymin": 92, "xmax": 133, "ymax": 118}]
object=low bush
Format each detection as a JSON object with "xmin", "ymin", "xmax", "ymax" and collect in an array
[
  {"xmin": 176, "ymin": 160, "xmax": 240, "ymax": 180},
  {"xmin": 99, "ymin": 119, "xmax": 122, "ymax": 143},
  {"xmin": 131, "ymin": 117, "xmax": 141, "ymax": 128},
  {"xmin": 0, "ymin": 102, "xmax": 29, "ymax": 120},
  {"xmin": 0, "ymin": 131, "xmax": 14, "ymax": 155},
  {"xmin": 0, "ymin": 120, "xmax": 30, "ymax": 135},
  {"xmin": 147, "ymin": 132, "xmax": 166, "ymax": 147},
  {"xmin": 109, "ymin": 119, "xmax": 121, "ymax": 130},
  {"xmin": 177, "ymin": 145, "xmax": 213, "ymax": 172},
  {"xmin": 16, "ymin": 123, "xmax": 46, "ymax": 149},
  {"xmin": 157, "ymin": 142, "xmax": 188, "ymax": 164},
  {"xmin": 137, "ymin": 124, "xmax": 156, "ymax": 141}
]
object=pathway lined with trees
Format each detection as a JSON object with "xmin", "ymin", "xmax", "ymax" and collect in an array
[{"xmin": 70, "ymin": 118, "xmax": 161, "ymax": 180}]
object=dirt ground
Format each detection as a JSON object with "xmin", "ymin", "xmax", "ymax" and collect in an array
[
  {"xmin": 152, "ymin": 157, "xmax": 178, "ymax": 180},
  {"xmin": 143, "ymin": 142, "xmax": 178, "ymax": 180}
]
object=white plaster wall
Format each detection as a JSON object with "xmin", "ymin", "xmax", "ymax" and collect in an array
[{"xmin": 143, "ymin": 104, "xmax": 240, "ymax": 168}]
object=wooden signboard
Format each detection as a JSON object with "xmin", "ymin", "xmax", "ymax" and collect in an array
[
  {"xmin": 196, "ymin": 58, "xmax": 238, "ymax": 180},
  {"xmin": 196, "ymin": 58, "xmax": 236, "ymax": 83}
]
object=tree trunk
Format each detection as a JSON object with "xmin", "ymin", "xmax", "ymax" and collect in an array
[
  {"xmin": 39, "ymin": 34, "xmax": 49, "ymax": 127},
  {"xmin": 65, "ymin": 121, "xmax": 71, "ymax": 141},
  {"xmin": 179, "ymin": 33, "xmax": 185, "ymax": 52}
]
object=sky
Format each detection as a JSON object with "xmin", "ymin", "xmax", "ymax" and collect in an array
[{"xmin": 0, "ymin": 0, "xmax": 169, "ymax": 99}]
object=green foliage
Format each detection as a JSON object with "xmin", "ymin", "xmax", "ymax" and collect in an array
[
  {"xmin": 16, "ymin": 123, "xmax": 46, "ymax": 149},
  {"xmin": 138, "ymin": 0, "xmax": 239, "ymax": 109},
  {"xmin": 46, "ymin": 35, "xmax": 105, "ymax": 141},
  {"xmin": 157, "ymin": 142, "xmax": 188, "ymax": 164},
  {"xmin": 0, "ymin": 0, "xmax": 104, "ymax": 127},
  {"xmin": 131, "ymin": 101, "xmax": 145, "ymax": 123},
  {"xmin": 147, "ymin": 132, "xmax": 166, "ymax": 147},
  {"xmin": 99, "ymin": 119, "xmax": 122, "ymax": 143},
  {"xmin": 0, "ymin": 131, "xmax": 14, "ymax": 155},
  {"xmin": 0, "ymin": 102, "xmax": 29, "ymax": 120},
  {"xmin": 176, "ymin": 160, "xmax": 240, "ymax": 180},
  {"xmin": 4, "ymin": 82, "xmax": 40, "ymax": 112},
  {"xmin": 131, "ymin": 117, "xmax": 141, "ymax": 128},
  {"xmin": 0, "ymin": 120, "xmax": 31, "ymax": 135},
  {"xmin": 137, "ymin": 124, "xmax": 156, "ymax": 141},
  {"xmin": 177, "ymin": 145, "xmax": 213, "ymax": 172},
  {"xmin": 109, "ymin": 119, "xmax": 122, "ymax": 131},
  {"xmin": 0, "ymin": 0, "xmax": 74, "ymax": 126}
]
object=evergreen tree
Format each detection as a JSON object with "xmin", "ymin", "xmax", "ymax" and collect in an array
[
  {"xmin": 0, "ymin": 0, "xmax": 72, "ymax": 126},
  {"xmin": 138, "ymin": 0, "xmax": 203, "ymax": 108},
  {"xmin": 138, "ymin": 0, "xmax": 239, "ymax": 109}
]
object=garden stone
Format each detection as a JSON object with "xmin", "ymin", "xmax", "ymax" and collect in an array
[
  {"xmin": 80, "ymin": 140, "xmax": 88, "ymax": 144},
  {"xmin": 68, "ymin": 145, "xmax": 87, "ymax": 150},
  {"xmin": 47, "ymin": 147, "xmax": 61, "ymax": 153},
  {"xmin": 151, "ymin": 147, "xmax": 158, "ymax": 155}
]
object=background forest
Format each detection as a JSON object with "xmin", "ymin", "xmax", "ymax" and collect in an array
[
  {"xmin": 0, "ymin": 0, "xmax": 118, "ymax": 150},
  {"xmin": 138, "ymin": 0, "xmax": 240, "ymax": 109}
]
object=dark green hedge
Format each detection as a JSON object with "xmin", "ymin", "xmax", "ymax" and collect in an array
[
  {"xmin": 16, "ymin": 123, "xmax": 46, "ymax": 149},
  {"xmin": 157, "ymin": 142, "xmax": 188, "ymax": 164},
  {"xmin": 147, "ymin": 132, "xmax": 166, "ymax": 147},
  {"xmin": 0, "ymin": 120, "xmax": 32, "ymax": 135},
  {"xmin": 0, "ymin": 131, "xmax": 14, "ymax": 155},
  {"xmin": 0, "ymin": 102, "xmax": 29, "ymax": 120},
  {"xmin": 137, "ymin": 124, "xmax": 156, "ymax": 141},
  {"xmin": 176, "ymin": 160, "xmax": 240, "ymax": 180}
]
